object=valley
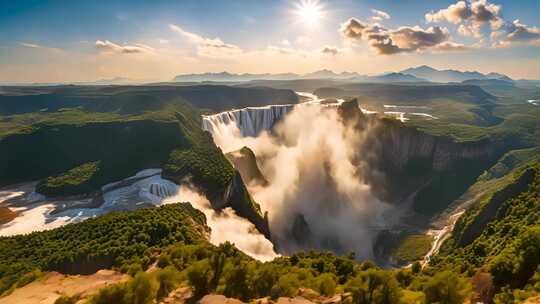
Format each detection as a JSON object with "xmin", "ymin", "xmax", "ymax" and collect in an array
[
  {"xmin": 0, "ymin": 76, "xmax": 539, "ymax": 303},
  {"xmin": 2, "ymin": 0, "xmax": 540, "ymax": 302}
]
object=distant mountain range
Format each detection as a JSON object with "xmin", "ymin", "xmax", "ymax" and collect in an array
[
  {"xmin": 172, "ymin": 70, "xmax": 360, "ymax": 82},
  {"xmin": 173, "ymin": 66, "xmax": 513, "ymax": 83},
  {"xmin": 1, "ymin": 66, "xmax": 520, "ymax": 86},
  {"xmin": 400, "ymin": 65, "xmax": 513, "ymax": 83},
  {"xmin": 173, "ymin": 70, "xmax": 430, "ymax": 83}
]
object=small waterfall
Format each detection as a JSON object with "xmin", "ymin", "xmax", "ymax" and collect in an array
[
  {"xmin": 149, "ymin": 182, "xmax": 176, "ymax": 198},
  {"xmin": 202, "ymin": 104, "xmax": 294, "ymax": 137}
]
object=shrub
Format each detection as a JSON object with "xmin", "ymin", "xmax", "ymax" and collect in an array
[
  {"xmin": 125, "ymin": 272, "xmax": 158, "ymax": 304},
  {"xmin": 155, "ymin": 267, "xmax": 181, "ymax": 299},
  {"xmin": 423, "ymin": 271, "xmax": 470, "ymax": 304},
  {"xmin": 315, "ymin": 273, "xmax": 337, "ymax": 296},
  {"xmin": 89, "ymin": 283, "xmax": 129, "ymax": 304}
]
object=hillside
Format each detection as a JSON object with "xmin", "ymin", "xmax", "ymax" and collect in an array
[
  {"xmin": 5, "ymin": 173, "xmax": 538, "ymax": 304},
  {"xmin": 0, "ymin": 203, "xmax": 209, "ymax": 295},
  {"xmin": 431, "ymin": 158, "xmax": 540, "ymax": 303},
  {"xmin": 0, "ymin": 86, "xmax": 271, "ymax": 245},
  {"xmin": 0, "ymin": 202, "xmax": 472, "ymax": 304}
]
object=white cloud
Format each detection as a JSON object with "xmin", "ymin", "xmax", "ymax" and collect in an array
[
  {"xmin": 20, "ymin": 42, "xmax": 64, "ymax": 53},
  {"xmin": 20, "ymin": 42, "xmax": 41, "ymax": 48},
  {"xmin": 169, "ymin": 24, "xmax": 243, "ymax": 58},
  {"xmin": 321, "ymin": 46, "xmax": 339, "ymax": 55},
  {"xmin": 494, "ymin": 19, "xmax": 540, "ymax": 47},
  {"xmin": 371, "ymin": 9, "xmax": 390, "ymax": 22},
  {"xmin": 458, "ymin": 23, "xmax": 482, "ymax": 37},
  {"xmin": 432, "ymin": 41, "xmax": 471, "ymax": 52},
  {"xmin": 95, "ymin": 40, "xmax": 154, "ymax": 54},
  {"xmin": 426, "ymin": 0, "xmax": 501, "ymax": 25},
  {"xmin": 426, "ymin": 0, "xmax": 504, "ymax": 39},
  {"xmin": 424, "ymin": 0, "xmax": 540, "ymax": 47},
  {"xmin": 340, "ymin": 18, "xmax": 456, "ymax": 55}
]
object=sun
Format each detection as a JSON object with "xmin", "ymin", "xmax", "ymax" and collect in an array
[{"xmin": 294, "ymin": 0, "xmax": 324, "ymax": 27}]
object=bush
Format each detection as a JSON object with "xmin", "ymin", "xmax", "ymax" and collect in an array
[
  {"xmin": 345, "ymin": 269, "xmax": 401, "ymax": 304},
  {"xmin": 155, "ymin": 267, "xmax": 181, "ymax": 299},
  {"xmin": 411, "ymin": 262, "xmax": 421, "ymax": 274},
  {"xmin": 423, "ymin": 271, "xmax": 469, "ymax": 304},
  {"xmin": 315, "ymin": 273, "xmax": 337, "ymax": 296},
  {"xmin": 89, "ymin": 283, "xmax": 129, "ymax": 304},
  {"xmin": 270, "ymin": 273, "xmax": 301, "ymax": 299},
  {"xmin": 54, "ymin": 294, "xmax": 80, "ymax": 304},
  {"xmin": 125, "ymin": 272, "xmax": 159, "ymax": 304},
  {"xmin": 223, "ymin": 261, "xmax": 251, "ymax": 300},
  {"xmin": 187, "ymin": 260, "xmax": 212, "ymax": 298}
]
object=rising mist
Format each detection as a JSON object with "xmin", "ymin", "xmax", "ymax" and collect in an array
[{"xmin": 205, "ymin": 104, "xmax": 397, "ymax": 259}]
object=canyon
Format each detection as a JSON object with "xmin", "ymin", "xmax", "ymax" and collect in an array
[{"xmin": 200, "ymin": 93, "xmax": 505, "ymax": 263}]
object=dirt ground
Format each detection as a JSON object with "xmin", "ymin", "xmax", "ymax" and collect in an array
[{"xmin": 0, "ymin": 270, "xmax": 128, "ymax": 304}]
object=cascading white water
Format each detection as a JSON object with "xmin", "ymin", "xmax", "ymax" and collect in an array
[
  {"xmin": 201, "ymin": 92, "xmax": 350, "ymax": 137},
  {"xmin": 202, "ymin": 104, "xmax": 294, "ymax": 137},
  {"xmin": 202, "ymin": 93, "xmax": 395, "ymax": 259}
]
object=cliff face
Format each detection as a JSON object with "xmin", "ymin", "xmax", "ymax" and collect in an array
[
  {"xmin": 223, "ymin": 171, "xmax": 272, "ymax": 240},
  {"xmin": 375, "ymin": 123, "xmax": 496, "ymax": 171},
  {"xmin": 369, "ymin": 121, "xmax": 503, "ymax": 215},
  {"xmin": 337, "ymin": 100, "xmax": 507, "ymax": 216},
  {"xmin": 0, "ymin": 120, "xmax": 186, "ymax": 189}
]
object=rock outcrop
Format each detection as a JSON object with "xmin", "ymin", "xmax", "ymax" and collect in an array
[
  {"xmin": 220, "ymin": 171, "xmax": 272, "ymax": 241},
  {"xmin": 226, "ymin": 147, "xmax": 268, "ymax": 187}
]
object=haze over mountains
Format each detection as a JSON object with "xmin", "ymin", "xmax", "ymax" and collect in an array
[
  {"xmin": 0, "ymin": 66, "xmax": 527, "ymax": 86},
  {"xmin": 172, "ymin": 66, "xmax": 517, "ymax": 84}
]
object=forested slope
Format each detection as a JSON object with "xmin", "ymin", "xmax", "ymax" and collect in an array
[{"xmin": 432, "ymin": 159, "xmax": 540, "ymax": 303}]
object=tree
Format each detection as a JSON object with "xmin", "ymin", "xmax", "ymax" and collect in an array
[
  {"xmin": 345, "ymin": 269, "xmax": 401, "ymax": 304},
  {"xmin": 187, "ymin": 260, "xmax": 212, "ymax": 298},
  {"xmin": 126, "ymin": 272, "xmax": 158, "ymax": 304},
  {"xmin": 156, "ymin": 267, "xmax": 180, "ymax": 299},
  {"xmin": 223, "ymin": 261, "xmax": 251, "ymax": 301},
  {"xmin": 270, "ymin": 273, "xmax": 300, "ymax": 299},
  {"xmin": 315, "ymin": 273, "xmax": 337, "ymax": 296},
  {"xmin": 209, "ymin": 253, "xmax": 225, "ymax": 290},
  {"xmin": 252, "ymin": 264, "xmax": 278, "ymax": 298},
  {"xmin": 423, "ymin": 271, "xmax": 470, "ymax": 304},
  {"xmin": 411, "ymin": 262, "xmax": 421, "ymax": 274}
]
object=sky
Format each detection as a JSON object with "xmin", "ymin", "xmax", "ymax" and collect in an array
[{"xmin": 1, "ymin": 0, "xmax": 539, "ymax": 82}]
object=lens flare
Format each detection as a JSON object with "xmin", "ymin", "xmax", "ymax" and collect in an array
[{"xmin": 294, "ymin": 0, "xmax": 324, "ymax": 27}]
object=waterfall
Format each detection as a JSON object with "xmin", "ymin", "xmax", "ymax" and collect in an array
[
  {"xmin": 202, "ymin": 104, "xmax": 295, "ymax": 137},
  {"xmin": 149, "ymin": 182, "xmax": 176, "ymax": 198}
]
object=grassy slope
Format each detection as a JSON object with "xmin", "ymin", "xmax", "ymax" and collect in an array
[{"xmin": 391, "ymin": 235, "xmax": 433, "ymax": 264}]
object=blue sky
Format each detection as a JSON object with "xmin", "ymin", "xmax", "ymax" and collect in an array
[{"xmin": 1, "ymin": 0, "xmax": 539, "ymax": 82}]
